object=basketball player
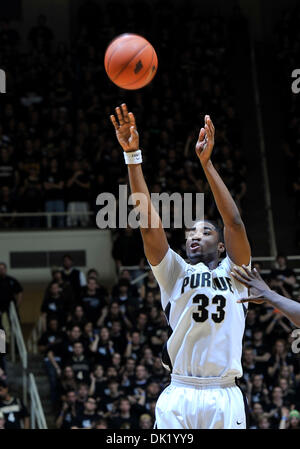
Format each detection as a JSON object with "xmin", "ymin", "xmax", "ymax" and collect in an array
[
  {"xmin": 110, "ymin": 103, "xmax": 251, "ymax": 429},
  {"xmin": 232, "ymin": 265, "xmax": 300, "ymax": 327}
]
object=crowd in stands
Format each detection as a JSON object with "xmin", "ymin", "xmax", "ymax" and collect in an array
[
  {"xmin": 275, "ymin": 4, "xmax": 300, "ymax": 251},
  {"xmin": 1, "ymin": 250, "xmax": 300, "ymax": 429},
  {"xmin": 0, "ymin": 2, "xmax": 247, "ymax": 243},
  {"xmin": 0, "ymin": 1, "xmax": 300, "ymax": 430}
]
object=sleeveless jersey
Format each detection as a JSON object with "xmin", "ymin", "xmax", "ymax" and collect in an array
[{"xmin": 149, "ymin": 247, "xmax": 250, "ymax": 378}]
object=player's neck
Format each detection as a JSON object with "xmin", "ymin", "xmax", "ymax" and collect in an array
[{"xmin": 190, "ymin": 256, "xmax": 219, "ymax": 270}]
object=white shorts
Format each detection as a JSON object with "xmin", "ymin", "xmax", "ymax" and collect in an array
[{"xmin": 155, "ymin": 374, "xmax": 248, "ymax": 429}]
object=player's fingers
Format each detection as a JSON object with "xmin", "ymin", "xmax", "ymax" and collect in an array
[
  {"xmin": 205, "ymin": 123, "xmax": 212, "ymax": 140},
  {"xmin": 241, "ymin": 264, "xmax": 253, "ymax": 278},
  {"xmin": 237, "ymin": 296, "xmax": 263, "ymax": 303},
  {"xmin": 110, "ymin": 115, "xmax": 119, "ymax": 130},
  {"xmin": 253, "ymin": 268, "xmax": 263, "ymax": 280},
  {"xmin": 197, "ymin": 127, "xmax": 205, "ymax": 144},
  {"xmin": 207, "ymin": 116, "xmax": 215, "ymax": 135},
  {"xmin": 115, "ymin": 106, "xmax": 124, "ymax": 125},
  {"xmin": 231, "ymin": 272, "xmax": 249, "ymax": 287},
  {"xmin": 121, "ymin": 103, "xmax": 129, "ymax": 122},
  {"xmin": 128, "ymin": 112, "xmax": 136, "ymax": 128},
  {"xmin": 232, "ymin": 266, "xmax": 252, "ymax": 281}
]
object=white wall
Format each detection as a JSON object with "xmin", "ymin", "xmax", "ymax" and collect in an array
[{"xmin": 0, "ymin": 229, "xmax": 117, "ymax": 285}]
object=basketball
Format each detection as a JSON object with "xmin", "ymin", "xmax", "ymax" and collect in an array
[{"xmin": 104, "ymin": 33, "xmax": 158, "ymax": 90}]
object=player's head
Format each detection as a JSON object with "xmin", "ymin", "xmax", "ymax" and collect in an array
[{"xmin": 185, "ymin": 220, "xmax": 225, "ymax": 266}]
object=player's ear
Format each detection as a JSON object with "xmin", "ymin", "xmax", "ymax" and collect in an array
[{"xmin": 217, "ymin": 242, "xmax": 225, "ymax": 255}]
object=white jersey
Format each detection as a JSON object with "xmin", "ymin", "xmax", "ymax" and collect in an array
[{"xmin": 149, "ymin": 247, "xmax": 250, "ymax": 379}]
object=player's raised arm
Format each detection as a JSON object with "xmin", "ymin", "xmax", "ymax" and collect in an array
[
  {"xmin": 110, "ymin": 103, "xmax": 168, "ymax": 266},
  {"xmin": 195, "ymin": 115, "xmax": 251, "ymax": 266}
]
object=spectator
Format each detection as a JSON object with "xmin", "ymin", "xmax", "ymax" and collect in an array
[
  {"xmin": 89, "ymin": 365, "xmax": 107, "ymax": 398},
  {"xmin": 28, "ymin": 14, "xmax": 53, "ymax": 53},
  {"xmin": 40, "ymin": 281, "xmax": 67, "ymax": 330},
  {"xmin": 0, "ymin": 262, "xmax": 23, "ymax": 342},
  {"xmin": 56, "ymin": 389, "xmax": 79, "ymax": 429},
  {"xmin": 0, "ymin": 380, "xmax": 30, "ymax": 429},
  {"xmin": 267, "ymin": 339, "xmax": 294, "ymax": 383},
  {"xmin": 66, "ymin": 305, "xmax": 87, "ymax": 329},
  {"xmin": 66, "ymin": 161, "xmax": 90, "ymax": 227},
  {"xmin": 43, "ymin": 158, "xmax": 65, "ymax": 228},
  {"xmin": 112, "ymin": 227, "xmax": 145, "ymax": 279},
  {"xmin": 110, "ymin": 397, "xmax": 140, "ymax": 429},
  {"xmin": 89, "ymin": 327, "xmax": 115, "ymax": 367},
  {"xmin": 65, "ymin": 341, "xmax": 91, "ymax": 384},
  {"xmin": 270, "ymin": 255, "xmax": 297, "ymax": 297},
  {"xmin": 19, "ymin": 166, "xmax": 43, "ymax": 228},
  {"xmin": 257, "ymin": 414, "xmax": 271, "ymax": 429},
  {"xmin": 246, "ymin": 374, "xmax": 270, "ymax": 408},
  {"xmin": 251, "ymin": 328, "xmax": 271, "ymax": 377},
  {"xmin": 58, "ymin": 366, "xmax": 78, "ymax": 400},
  {"xmin": 80, "ymin": 277, "xmax": 108, "ymax": 324},
  {"xmin": 249, "ymin": 402, "xmax": 264, "ymax": 429},
  {"xmin": 100, "ymin": 379, "xmax": 124, "ymax": 415},
  {"xmin": 0, "ymin": 186, "xmax": 17, "ymax": 228},
  {"xmin": 61, "ymin": 254, "xmax": 87, "ymax": 300},
  {"xmin": 73, "ymin": 396, "xmax": 100, "ymax": 429},
  {"xmin": 38, "ymin": 317, "xmax": 64, "ymax": 359},
  {"xmin": 139, "ymin": 413, "xmax": 153, "ymax": 429},
  {"xmin": 240, "ymin": 348, "xmax": 258, "ymax": 385}
]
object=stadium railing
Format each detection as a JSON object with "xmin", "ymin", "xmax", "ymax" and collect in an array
[
  {"xmin": 28, "ymin": 373, "xmax": 47, "ymax": 429},
  {"xmin": 0, "ymin": 211, "xmax": 94, "ymax": 229},
  {"xmin": 9, "ymin": 301, "xmax": 28, "ymax": 405},
  {"xmin": 9, "ymin": 302, "xmax": 48, "ymax": 429}
]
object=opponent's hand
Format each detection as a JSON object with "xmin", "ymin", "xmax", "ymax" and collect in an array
[
  {"xmin": 195, "ymin": 115, "xmax": 215, "ymax": 165},
  {"xmin": 231, "ymin": 265, "xmax": 271, "ymax": 304},
  {"xmin": 110, "ymin": 103, "xmax": 139, "ymax": 152}
]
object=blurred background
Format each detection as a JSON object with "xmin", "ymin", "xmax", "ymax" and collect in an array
[{"xmin": 0, "ymin": 0, "xmax": 299, "ymax": 430}]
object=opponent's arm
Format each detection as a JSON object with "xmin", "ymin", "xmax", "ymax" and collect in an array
[
  {"xmin": 195, "ymin": 116, "xmax": 251, "ymax": 266},
  {"xmin": 110, "ymin": 104, "xmax": 168, "ymax": 266},
  {"xmin": 232, "ymin": 266, "xmax": 300, "ymax": 327}
]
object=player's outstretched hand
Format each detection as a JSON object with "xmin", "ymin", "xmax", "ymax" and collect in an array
[
  {"xmin": 231, "ymin": 265, "xmax": 271, "ymax": 304},
  {"xmin": 110, "ymin": 103, "xmax": 139, "ymax": 152},
  {"xmin": 195, "ymin": 115, "xmax": 215, "ymax": 165}
]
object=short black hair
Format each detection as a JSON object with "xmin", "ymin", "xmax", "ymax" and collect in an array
[
  {"xmin": 204, "ymin": 219, "xmax": 224, "ymax": 243},
  {"xmin": 187, "ymin": 219, "xmax": 224, "ymax": 243}
]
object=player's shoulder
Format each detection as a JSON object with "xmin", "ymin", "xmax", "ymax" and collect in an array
[{"xmin": 216, "ymin": 254, "xmax": 251, "ymax": 273}]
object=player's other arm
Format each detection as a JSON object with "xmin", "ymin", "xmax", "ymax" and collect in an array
[
  {"xmin": 110, "ymin": 104, "xmax": 168, "ymax": 266},
  {"xmin": 195, "ymin": 116, "xmax": 250, "ymax": 266}
]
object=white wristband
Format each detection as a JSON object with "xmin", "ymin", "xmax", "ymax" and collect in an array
[{"xmin": 123, "ymin": 149, "xmax": 142, "ymax": 165}]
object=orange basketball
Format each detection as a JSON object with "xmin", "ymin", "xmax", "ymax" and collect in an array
[{"xmin": 104, "ymin": 33, "xmax": 158, "ymax": 90}]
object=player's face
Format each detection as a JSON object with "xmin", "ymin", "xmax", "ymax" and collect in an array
[{"xmin": 185, "ymin": 221, "xmax": 221, "ymax": 264}]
